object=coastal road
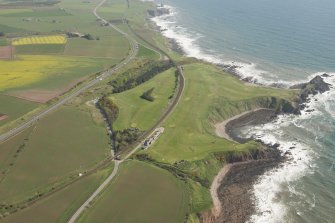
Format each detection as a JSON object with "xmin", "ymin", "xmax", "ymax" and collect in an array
[
  {"xmin": 67, "ymin": 65, "xmax": 185, "ymax": 222},
  {"xmin": 0, "ymin": 0, "xmax": 138, "ymax": 143}
]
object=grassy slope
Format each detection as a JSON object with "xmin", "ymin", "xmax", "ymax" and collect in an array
[
  {"xmin": 78, "ymin": 161, "xmax": 188, "ymax": 223},
  {"xmin": 144, "ymin": 63, "xmax": 296, "ymax": 163},
  {"xmin": 0, "ymin": 106, "xmax": 110, "ymax": 203},
  {"xmin": 112, "ymin": 67, "xmax": 176, "ymax": 131},
  {"xmin": 137, "ymin": 45, "xmax": 160, "ymax": 60},
  {"xmin": 0, "ymin": 164, "xmax": 114, "ymax": 223}
]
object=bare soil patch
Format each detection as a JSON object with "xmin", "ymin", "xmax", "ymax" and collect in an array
[
  {"xmin": 0, "ymin": 114, "xmax": 8, "ymax": 121},
  {"xmin": 7, "ymin": 77, "xmax": 87, "ymax": 103},
  {"xmin": 7, "ymin": 89, "xmax": 62, "ymax": 103},
  {"xmin": 0, "ymin": 46, "xmax": 12, "ymax": 59}
]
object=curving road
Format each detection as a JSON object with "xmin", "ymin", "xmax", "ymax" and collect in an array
[{"xmin": 0, "ymin": 0, "xmax": 138, "ymax": 143}]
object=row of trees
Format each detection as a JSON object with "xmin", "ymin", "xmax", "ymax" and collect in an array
[
  {"xmin": 113, "ymin": 128, "xmax": 143, "ymax": 153},
  {"xmin": 109, "ymin": 60, "xmax": 174, "ymax": 93},
  {"xmin": 97, "ymin": 96, "xmax": 119, "ymax": 128}
]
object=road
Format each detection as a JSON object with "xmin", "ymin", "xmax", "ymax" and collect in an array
[
  {"xmin": 0, "ymin": 0, "xmax": 138, "ymax": 143},
  {"xmin": 67, "ymin": 160, "xmax": 120, "ymax": 223}
]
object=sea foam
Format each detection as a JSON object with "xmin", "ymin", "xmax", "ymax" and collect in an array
[
  {"xmin": 150, "ymin": 4, "xmax": 330, "ymax": 88},
  {"xmin": 244, "ymin": 74, "xmax": 335, "ymax": 223}
]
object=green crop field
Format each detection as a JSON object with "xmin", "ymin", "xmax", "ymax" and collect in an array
[
  {"xmin": 14, "ymin": 43, "xmax": 65, "ymax": 55},
  {"xmin": 0, "ymin": 95, "xmax": 40, "ymax": 127},
  {"xmin": 78, "ymin": 161, "xmax": 188, "ymax": 223},
  {"xmin": 0, "ymin": 106, "xmax": 110, "ymax": 203},
  {"xmin": 111, "ymin": 68, "xmax": 176, "ymax": 131},
  {"xmin": 0, "ymin": 8, "xmax": 71, "ymax": 18},
  {"xmin": 0, "ymin": 38, "xmax": 8, "ymax": 46},
  {"xmin": 64, "ymin": 36, "xmax": 129, "ymax": 59},
  {"xmin": 144, "ymin": 63, "xmax": 297, "ymax": 163},
  {"xmin": 0, "ymin": 165, "xmax": 114, "ymax": 223}
]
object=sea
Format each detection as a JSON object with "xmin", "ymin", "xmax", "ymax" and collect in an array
[{"xmin": 143, "ymin": 0, "xmax": 335, "ymax": 222}]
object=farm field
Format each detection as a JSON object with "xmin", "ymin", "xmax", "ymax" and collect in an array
[
  {"xmin": 64, "ymin": 36, "xmax": 129, "ymax": 58},
  {"xmin": 0, "ymin": 0, "xmax": 130, "ymax": 102},
  {"xmin": 144, "ymin": 63, "xmax": 297, "ymax": 163},
  {"xmin": 0, "ymin": 164, "xmax": 113, "ymax": 223},
  {"xmin": 0, "ymin": 38, "xmax": 8, "ymax": 46},
  {"xmin": 0, "ymin": 55, "xmax": 113, "ymax": 102},
  {"xmin": 78, "ymin": 161, "xmax": 188, "ymax": 223},
  {"xmin": 112, "ymin": 68, "xmax": 176, "ymax": 131},
  {"xmin": 14, "ymin": 43, "xmax": 65, "ymax": 55},
  {"xmin": 12, "ymin": 35, "xmax": 67, "ymax": 45},
  {"xmin": 0, "ymin": 95, "xmax": 39, "ymax": 127},
  {"xmin": 0, "ymin": 106, "xmax": 110, "ymax": 203}
]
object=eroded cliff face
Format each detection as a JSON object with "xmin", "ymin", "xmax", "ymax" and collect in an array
[
  {"xmin": 147, "ymin": 8, "xmax": 170, "ymax": 17},
  {"xmin": 199, "ymin": 75, "xmax": 332, "ymax": 223}
]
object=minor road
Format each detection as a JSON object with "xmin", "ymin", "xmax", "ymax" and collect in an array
[
  {"xmin": 0, "ymin": 0, "xmax": 138, "ymax": 143},
  {"xmin": 67, "ymin": 64, "xmax": 185, "ymax": 223}
]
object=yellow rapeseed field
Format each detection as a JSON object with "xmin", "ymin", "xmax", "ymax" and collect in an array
[
  {"xmin": 0, "ymin": 55, "xmax": 78, "ymax": 91},
  {"xmin": 12, "ymin": 35, "xmax": 67, "ymax": 46}
]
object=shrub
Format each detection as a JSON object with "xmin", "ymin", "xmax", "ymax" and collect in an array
[{"xmin": 140, "ymin": 88, "xmax": 155, "ymax": 102}]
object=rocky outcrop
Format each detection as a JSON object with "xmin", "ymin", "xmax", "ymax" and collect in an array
[
  {"xmin": 147, "ymin": 8, "xmax": 170, "ymax": 17},
  {"xmin": 291, "ymin": 75, "xmax": 330, "ymax": 92},
  {"xmin": 291, "ymin": 75, "xmax": 331, "ymax": 111}
]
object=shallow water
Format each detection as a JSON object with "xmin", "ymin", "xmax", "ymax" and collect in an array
[{"xmin": 148, "ymin": 0, "xmax": 335, "ymax": 222}]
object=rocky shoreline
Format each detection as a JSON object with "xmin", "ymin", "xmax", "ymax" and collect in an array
[{"xmin": 208, "ymin": 75, "xmax": 331, "ymax": 223}]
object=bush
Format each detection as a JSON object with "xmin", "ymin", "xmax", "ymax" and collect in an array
[
  {"xmin": 113, "ymin": 128, "xmax": 143, "ymax": 153},
  {"xmin": 97, "ymin": 96, "xmax": 119, "ymax": 127},
  {"xmin": 140, "ymin": 88, "xmax": 155, "ymax": 102},
  {"xmin": 82, "ymin": 33, "xmax": 95, "ymax": 40}
]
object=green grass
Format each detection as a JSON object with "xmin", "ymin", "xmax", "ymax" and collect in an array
[
  {"xmin": 0, "ymin": 95, "xmax": 39, "ymax": 127},
  {"xmin": 0, "ymin": 127, "xmax": 32, "ymax": 175},
  {"xmin": 64, "ymin": 35, "xmax": 129, "ymax": 59},
  {"xmin": 137, "ymin": 45, "xmax": 159, "ymax": 60},
  {"xmin": 0, "ymin": 38, "xmax": 8, "ymax": 46},
  {"xmin": 111, "ymin": 67, "xmax": 176, "ymax": 131},
  {"xmin": 78, "ymin": 160, "xmax": 188, "ymax": 223},
  {"xmin": 0, "ymin": 8, "xmax": 71, "ymax": 17},
  {"xmin": 14, "ymin": 44, "xmax": 65, "ymax": 54},
  {"xmin": 0, "ymin": 164, "xmax": 114, "ymax": 223},
  {"xmin": 0, "ymin": 106, "xmax": 110, "ymax": 203},
  {"xmin": 0, "ymin": 24, "xmax": 28, "ymax": 35},
  {"xmin": 144, "ymin": 63, "xmax": 297, "ymax": 163}
]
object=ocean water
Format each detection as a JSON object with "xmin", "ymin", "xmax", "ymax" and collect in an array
[{"xmin": 146, "ymin": 0, "xmax": 335, "ymax": 222}]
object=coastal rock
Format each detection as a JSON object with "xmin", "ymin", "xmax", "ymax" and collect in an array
[
  {"xmin": 147, "ymin": 7, "xmax": 170, "ymax": 17},
  {"xmin": 309, "ymin": 75, "xmax": 330, "ymax": 93}
]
